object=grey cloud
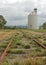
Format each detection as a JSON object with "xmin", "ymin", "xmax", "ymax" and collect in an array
[{"xmin": 0, "ymin": 0, "xmax": 46, "ymax": 26}]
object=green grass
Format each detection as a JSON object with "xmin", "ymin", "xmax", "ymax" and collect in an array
[
  {"xmin": 0, "ymin": 29, "xmax": 46, "ymax": 65},
  {"xmin": 3, "ymin": 58, "xmax": 46, "ymax": 65},
  {"xmin": 33, "ymin": 29, "xmax": 46, "ymax": 33},
  {"xmin": 8, "ymin": 49, "xmax": 25, "ymax": 54}
]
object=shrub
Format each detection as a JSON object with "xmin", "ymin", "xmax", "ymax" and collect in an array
[
  {"xmin": 24, "ymin": 45, "xmax": 30, "ymax": 49},
  {"xmin": 3, "ymin": 61, "xmax": 10, "ymax": 65},
  {"xmin": 16, "ymin": 42, "xmax": 21, "ymax": 45},
  {"xmin": 15, "ymin": 39, "xmax": 22, "ymax": 45},
  {"xmin": 24, "ymin": 60, "xmax": 32, "ymax": 65},
  {"xmin": 35, "ymin": 48, "xmax": 41, "ymax": 52},
  {"xmin": 14, "ymin": 62, "xmax": 19, "ymax": 65},
  {"xmin": 35, "ymin": 59, "xmax": 43, "ymax": 65}
]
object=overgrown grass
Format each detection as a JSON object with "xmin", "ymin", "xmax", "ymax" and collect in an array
[
  {"xmin": 3, "ymin": 58, "xmax": 46, "ymax": 65},
  {"xmin": 8, "ymin": 49, "xmax": 25, "ymax": 54},
  {"xmin": 33, "ymin": 29, "xmax": 46, "ymax": 33}
]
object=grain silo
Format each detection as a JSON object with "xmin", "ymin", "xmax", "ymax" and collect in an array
[{"xmin": 28, "ymin": 8, "xmax": 38, "ymax": 29}]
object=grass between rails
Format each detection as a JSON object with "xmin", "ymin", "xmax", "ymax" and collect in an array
[
  {"xmin": 0, "ymin": 29, "xmax": 46, "ymax": 65},
  {"xmin": 3, "ymin": 58, "xmax": 46, "ymax": 65},
  {"xmin": 32, "ymin": 29, "xmax": 46, "ymax": 33},
  {"xmin": 6, "ymin": 30, "xmax": 46, "ymax": 57}
]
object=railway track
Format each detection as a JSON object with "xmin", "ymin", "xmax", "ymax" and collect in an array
[
  {"xmin": 0, "ymin": 40, "xmax": 12, "ymax": 65},
  {"xmin": 0, "ymin": 31, "xmax": 15, "ymax": 65},
  {"xmin": 20, "ymin": 30, "xmax": 46, "ymax": 49},
  {"xmin": 0, "ymin": 30, "xmax": 14, "ymax": 41},
  {"xmin": 33, "ymin": 39, "xmax": 46, "ymax": 49},
  {"xmin": 0, "ymin": 30, "xmax": 46, "ymax": 65}
]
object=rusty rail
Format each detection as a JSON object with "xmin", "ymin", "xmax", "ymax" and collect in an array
[
  {"xmin": 0, "ymin": 31, "xmax": 15, "ymax": 65},
  {"xmin": 20, "ymin": 30, "xmax": 46, "ymax": 49},
  {"xmin": 33, "ymin": 39, "xmax": 46, "ymax": 49}
]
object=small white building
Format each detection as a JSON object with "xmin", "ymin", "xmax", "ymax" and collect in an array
[{"xmin": 28, "ymin": 8, "xmax": 38, "ymax": 29}]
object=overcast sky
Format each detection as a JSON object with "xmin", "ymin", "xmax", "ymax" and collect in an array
[{"xmin": 0, "ymin": 0, "xmax": 46, "ymax": 26}]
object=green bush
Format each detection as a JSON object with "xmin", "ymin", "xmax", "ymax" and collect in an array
[
  {"xmin": 24, "ymin": 45, "xmax": 30, "ymax": 49},
  {"xmin": 35, "ymin": 48, "xmax": 41, "ymax": 52},
  {"xmin": 35, "ymin": 59, "xmax": 43, "ymax": 65},
  {"xmin": 24, "ymin": 60, "xmax": 32, "ymax": 65},
  {"xmin": 3, "ymin": 61, "xmax": 10, "ymax": 65},
  {"xmin": 16, "ymin": 42, "xmax": 21, "ymax": 45},
  {"xmin": 14, "ymin": 62, "xmax": 19, "ymax": 65}
]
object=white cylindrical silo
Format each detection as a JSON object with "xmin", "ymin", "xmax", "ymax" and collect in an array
[{"xmin": 28, "ymin": 8, "xmax": 38, "ymax": 29}]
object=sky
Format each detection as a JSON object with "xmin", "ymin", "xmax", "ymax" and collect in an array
[{"xmin": 0, "ymin": 0, "xmax": 46, "ymax": 26}]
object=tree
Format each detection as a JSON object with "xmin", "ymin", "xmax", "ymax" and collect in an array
[
  {"xmin": 43, "ymin": 22, "xmax": 46, "ymax": 29},
  {"xmin": 0, "ymin": 15, "xmax": 7, "ymax": 28}
]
